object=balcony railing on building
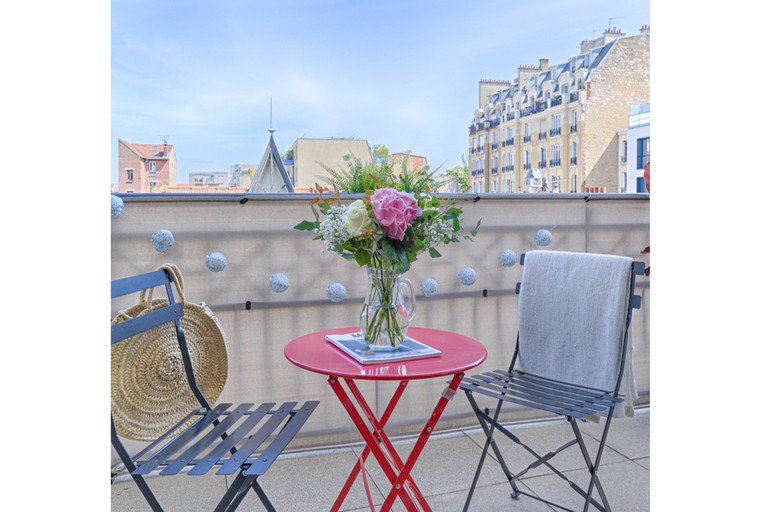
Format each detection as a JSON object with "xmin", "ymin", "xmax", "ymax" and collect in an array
[
  {"xmin": 523, "ymin": 135, "xmax": 531, "ymax": 143},
  {"xmin": 570, "ymin": 124, "xmax": 577, "ymax": 133},
  {"xmin": 538, "ymin": 160, "xmax": 546, "ymax": 168},
  {"xmin": 524, "ymin": 162, "xmax": 531, "ymax": 170},
  {"xmin": 570, "ymin": 92, "xmax": 579, "ymax": 102},
  {"xmin": 505, "ymin": 138, "xmax": 514, "ymax": 146},
  {"xmin": 570, "ymin": 156, "xmax": 577, "ymax": 165},
  {"xmin": 501, "ymin": 164, "xmax": 514, "ymax": 173},
  {"xmin": 550, "ymin": 158, "xmax": 561, "ymax": 167},
  {"xmin": 539, "ymin": 132, "xmax": 547, "ymax": 141},
  {"xmin": 621, "ymin": 155, "xmax": 627, "ymax": 163},
  {"xmin": 550, "ymin": 127, "xmax": 561, "ymax": 137},
  {"xmin": 505, "ymin": 112, "xmax": 515, "ymax": 122},
  {"xmin": 491, "ymin": 143, "xmax": 498, "ymax": 150},
  {"xmin": 551, "ymin": 96, "xmax": 563, "ymax": 107},
  {"xmin": 491, "ymin": 166, "xmax": 498, "ymax": 175}
]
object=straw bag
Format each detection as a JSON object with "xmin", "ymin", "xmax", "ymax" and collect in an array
[{"xmin": 111, "ymin": 264, "xmax": 229, "ymax": 441}]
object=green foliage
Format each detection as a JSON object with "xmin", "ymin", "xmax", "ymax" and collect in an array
[
  {"xmin": 445, "ymin": 154, "xmax": 471, "ymax": 192},
  {"xmin": 372, "ymin": 144, "xmax": 389, "ymax": 164}
]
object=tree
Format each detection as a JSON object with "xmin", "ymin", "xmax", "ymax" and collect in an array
[
  {"xmin": 445, "ymin": 154, "xmax": 470, "ymax": 192},
  {"xmin": 372, "ymin": 144, "xmax": 389, "ymax": 164}
]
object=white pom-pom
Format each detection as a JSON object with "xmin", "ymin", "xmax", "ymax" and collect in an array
[
  {"xmin": 111, "ymin": 195, "xmax": 124, "ymax": 218},
  {"xmin": 327, "ymin": 282, "xmax": 347, "ymax": 303},
  {"xmin": 269, "ymin": 273, "xmax": 290, "ymax": 293},
  {"xmin": 535, "ymin": 229, "xmax": 553, "ymax": 247},
  {"xmin": 205, "ymin": 252, "xmax": 227, "ymax": 272},
  {"xmin": 151, "ymin": 229, "xmax": 174, "ymax": 253},
  {"xmin": 458, "ymin": 267, "xmax": 478, "ymax": 286},
  {"xmin": 420, "ymin": 278, "xmax": 439, "ymax": 297},
  {"xmin": 499, "ymin": 250, "xmax": 517, "ymax": 267}
]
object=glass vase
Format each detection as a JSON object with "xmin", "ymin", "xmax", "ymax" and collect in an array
[{"xmin": 359, "ymin": 265, "xmax": 416, "ymax": 351}]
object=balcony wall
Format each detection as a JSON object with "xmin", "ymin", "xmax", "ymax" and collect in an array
[{"xmin": 112, "ymin": 193, "xmax": 650, "ymax": 457}]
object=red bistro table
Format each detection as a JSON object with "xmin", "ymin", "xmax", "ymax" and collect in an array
[{"xmin": 284, "ymin": 326, "xmax": 487, "ymax": 512}]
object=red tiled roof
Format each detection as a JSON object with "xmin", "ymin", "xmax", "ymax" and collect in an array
[{"xmin": 120, "ymin": 139, "xmax": 174, "ymax": 160}]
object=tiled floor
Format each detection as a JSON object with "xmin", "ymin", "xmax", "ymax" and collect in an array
[{"xmin": 112, "ymin": 410, "xmax": 649, "ymax": 511}]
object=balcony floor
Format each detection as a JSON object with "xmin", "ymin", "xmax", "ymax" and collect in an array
[{"xmin": 112, "ymin": 410, "xmax": 649, "ymax": 511}]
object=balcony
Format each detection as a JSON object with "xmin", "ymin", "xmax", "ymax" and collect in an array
[
  {"xmin": 538, "ymin": 160, "xmax": 547, "ymax": 168},
  {"xmin": 523, "ymin": 135, "xmax": 531, "ymax": 143},
  {"xmin": 491, "ymin": 143, "xmax": 498, "ymax": 150},
  {"xmin": 539, "ymin": 132, "xmax": 547, "ymax": 141},
  {"xmin": 502, "ymin": 164, "xmax": 514, "ymax": 173},
  {"xmin": 505, "ymin": 138, "xmax": 514, "ymax": 146},
  {"xmin": 621, "ymin": 155, "xmax": 627, "ymax": 163},
  {"xmin": 111, "ymin": 194, "xmax": 650, "ymax": 512},
  {"xmin": 570, "ymin": 124, "xmax": 577, "ymax": 133},
  {"xmin": 524, "ymin": 162, "xmax": 531, "ymax": 170},
  {"xmin": 571, "ymin": 156, "xmax": 577, "ymax": 165},
  {"xmin": 550, "ymin": 158, "xmax": 562, "ymax": 167},
  {"xmin": 550, "ymin": 127, "xmax": 561, "ymax": 137},
  {"xmin": 505, "ymin": 112, "xmax": 515, "ymax": 122},
  {"xmin": 492, "ymin": 166, "xmax": 498, "ymax": 174},
  {"xmin": 551, "ymin": 96, "xmax": 563, "ymax": 107},
  {"xmin": 570, "ymin": 91, "xmax": 579, "ymax": 102}
]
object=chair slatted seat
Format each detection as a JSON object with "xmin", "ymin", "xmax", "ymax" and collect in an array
[{"xmin": 111, "ymin": 269, "xmax": 318, "ymax": 512}]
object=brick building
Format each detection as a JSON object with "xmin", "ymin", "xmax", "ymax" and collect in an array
[
  {"xmin": 468, "ymin": 26, "xmax": 650, "ymax": 193},
  {"xmin": 389, "ymin": 150, "xmax": 427, "ymax": 176},
  {"xmin": 117, "ymin": 139, "xmax": 177, "ymax": 193}
]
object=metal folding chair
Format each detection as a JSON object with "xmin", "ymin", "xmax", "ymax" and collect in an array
[
  {"xmin": 111, "ymin": 269, "xmax": 319, "ymax": 511},
  {"xmin": 461, "ymin": 252, "xmax": 644, "ymax": 512}
]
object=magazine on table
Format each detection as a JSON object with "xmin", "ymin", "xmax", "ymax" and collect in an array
[{"xmin": 325, "ymin": 331, "xmax": 441, "ymax": 365}]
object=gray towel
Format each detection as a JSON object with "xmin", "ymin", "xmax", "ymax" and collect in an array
[{"xmin": 518, "ymin": 250, "xmax": 637, "ymax": 416}]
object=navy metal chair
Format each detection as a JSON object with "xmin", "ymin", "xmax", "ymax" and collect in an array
[
  {"xmin": 461, "ymin": 253, "xmax": 644, "ymax": 512},
  {"xmin": 111, "ymin": 269, "xmax": 319, "ymax": 511}
]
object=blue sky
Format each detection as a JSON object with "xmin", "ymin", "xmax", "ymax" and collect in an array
[{"xmin": 112, "ymin": 0, "xmax": 649, "ymax": 183}]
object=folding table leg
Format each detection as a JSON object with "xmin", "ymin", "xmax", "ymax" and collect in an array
[
  {"xmin": 378, "ymin": 372, "xmax": 465, "ymax": 512},
  {"xmin": 331, "ymin": 380, "xmax": 409, "ymax": 512},
  {"xmin": 328, "ymin": 376, "xmax": 421, "ymax": 511},
  {"xmin": 345, "ymin": 379, "xmax": 430, "ymax": 510}
]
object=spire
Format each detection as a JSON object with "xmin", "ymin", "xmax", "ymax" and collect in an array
[{"xmin": 268, "ymin": 96, "xmax": 275, "ymax": 134}]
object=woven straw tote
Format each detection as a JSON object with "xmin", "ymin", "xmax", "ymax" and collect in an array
[{"xmin": 111, "ymin": 264, "xmax": 229, "ymax": 441}]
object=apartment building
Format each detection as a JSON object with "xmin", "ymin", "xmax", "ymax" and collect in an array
[
  {"xmin": 117, "ymin": 139, "xmax": 177, "ymax": 193},
  {"xmin": 290, "ymin": 137, "xmax": 372, "ymax": 191},
  {"xmin": 468, "ymin": 26, "xmax": 650, "ymax": 193}
]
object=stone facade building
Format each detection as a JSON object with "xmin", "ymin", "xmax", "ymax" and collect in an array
[
  {"xmin": 117, "ymin": 139, "xmax": 177, "ymax": 193},
  {"xmin": 468, "ymin": 26, "xmax": 649, "ymax": 193},
  {"xmin": 289, "ymin": 137, "xmax": 372, "ymax": 191}
]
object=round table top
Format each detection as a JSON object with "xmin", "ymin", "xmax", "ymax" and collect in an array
[{"xmin": 284, "ymin": 327, "xmax": 487, "ymax": 381}]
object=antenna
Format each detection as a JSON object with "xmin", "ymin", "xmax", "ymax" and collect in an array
[
  {"xmin": 608, "ymin": 16, "xmax": 625, "ymax": 30},
  {"xmin": 268, "ymin": 96, "xmax": 274, "ymax": 133}
]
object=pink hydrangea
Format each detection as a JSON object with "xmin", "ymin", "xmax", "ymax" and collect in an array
[{"xmin": 371, "ymin": 188, "xmax": 422, "ymax": 241}]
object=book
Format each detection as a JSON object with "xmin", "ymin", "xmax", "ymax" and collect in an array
[{"xmin": 325, "ymin": 331, "xmax": 442, "ymax": 365}]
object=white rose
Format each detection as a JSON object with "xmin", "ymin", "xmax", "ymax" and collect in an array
[{"xmin": 343, "ymin": 199, "xmax": 372, "ymax": 237}]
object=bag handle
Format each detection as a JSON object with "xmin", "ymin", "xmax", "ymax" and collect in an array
[{"xmin": 139, "ymin": 263, "xmax": 187, "ymax": 305}]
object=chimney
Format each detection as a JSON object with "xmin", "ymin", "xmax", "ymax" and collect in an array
[
  {"xmin": 602, "ymin": 27, "xmax": 625, "ymax": 45},
  {"xmin": 539, "ymin": 58, "xmax": 549, "ymax": 71},
  {"xmin": 163, "ymin": 139, "xmax": 168, "ymax": 154},
  {"xmin": 517, "ymin": 65, "xmax": 539, "ymax": 88},
  {"xmin": 639, "ymin": 24, "xmax": 650, "ymax": 35}
]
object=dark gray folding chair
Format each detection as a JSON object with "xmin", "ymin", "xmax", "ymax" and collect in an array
[
  {"xmin": 461, "ymin": 251, "xmax": 644, "ymax": 512},
  {"xmin": 111, "ymin": 269, "xmax": 319, "ymax": 511}
]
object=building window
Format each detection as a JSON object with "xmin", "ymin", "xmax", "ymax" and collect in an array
[
  {"xmin": 552, "ymin": 145, "xmax": 561, "ymax": 166},
  {"xmin": 479, "ymin": 135, "xmax": 485, "ymax": 146},
  {"xmin": 492, "ymin": 156, "xmax": 498, "ymax": 171},
  {"xmin": 571, "ymin": 110, "xmax": 578, "ymax": 127},
  {"xmin": 570, "ymin": 141, "xmax": 577, "ymax": 164},
  {"xmin": 126, "ymin": 169, "xmax": 134, "ymax": 182},
  {"xmin": 492, "ymin": 180, "xmax": 497, "ymax": 192},
  {"xmin": 540, "ymin": 147, "xmax": 547, "ymax": 167},
  {"xmin": 621, "ymin": 140, "xmax": 628, "ymax": 163},
  {"xmin": 540, "ymin": 119, "xmax": 547, "ymax": 133},
  {"xmin": 524, "ymin": 123, "xmax": 530, "ymax": 137},
  {"xmin": 524, "ymin": 150, "xmax": 531, "ymax": 167},
  {"xmin": 637, "ymin": 137, "xmax": 650, "ymax": 169},
  {"xmin": 562, "ymin": 85, "xmax": 569, "ymax": 94},
  {"xmin": 551, "ymin": 175, "xmax": 561, "ymax": 193},
  {"xmin": 148, "ymin": 161, "xmax": 157, "ymax": 177},
  {"xmin": 125, "ymin": 189, "xmax": 135, "ymax": 193},
  {"xmin": 552, "ymin": 114, "xmax": 561, "ymax": 132}
]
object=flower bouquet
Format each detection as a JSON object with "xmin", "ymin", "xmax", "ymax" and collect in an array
[{"xmin": 294, "ymin": 160, "xmax": 480, "ymax": 349}]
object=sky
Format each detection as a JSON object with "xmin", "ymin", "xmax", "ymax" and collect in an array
[{"xmin": 112, "ymin": 0, "xmax": 649, "ymax": 183}]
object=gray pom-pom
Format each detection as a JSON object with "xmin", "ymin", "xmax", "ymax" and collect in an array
[
  {"xmin": 327, "ymin": 282, "xmax": 347, "ymax": 303},
  {"xmin": 151, "ymin": 229, "xmax": 174, "ymax": 253},
  {"xmin": 205, "ymin": 252, "xmax": 228, "ymax": 272},
  {"xmin": 111, "ymin": 195, "xmax": 124, "ymax": 218},
  {"xmin": 535, "ymin": 229, "xmax": 552, "ymax": 247},
  {"xmin": 499, "ymin": 250, "xmax": 517, "ymax": 267},
  {"xmin": 269, "ymin": 273, "xmax": 290, "ymax": 293},
  {"xmin": 458, "ymin": 267, "xmax": 478, "ymax": 286},
  {"xmin": 420, "ymin": 278, "xmax": 439, "ymax": 297}
]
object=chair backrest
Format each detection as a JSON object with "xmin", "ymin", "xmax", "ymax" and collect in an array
[
  {"xmin": 111, "ymin": 268, "xmax": 212, "ymax": 410},
  {"xmin": 111, "ymin": 269, "xmax": 183, "ymax": 345},
  {"xmin": 515, "ymin": 250, "xmax": 643, "ymax": 393}
]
